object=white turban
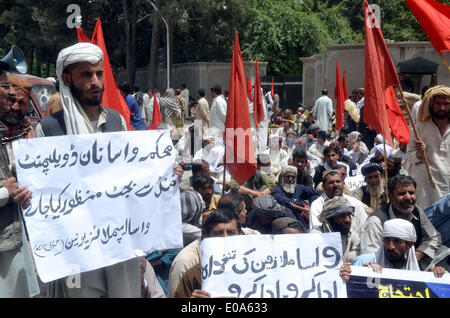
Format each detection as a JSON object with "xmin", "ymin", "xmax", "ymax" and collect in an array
[
  {"xmin": 375, "ymin": 218, "xmax": 420, "ymax": 271},
  {"xmin": 56, "ymin": 42, "xmax": 104, "ymax": 135}
]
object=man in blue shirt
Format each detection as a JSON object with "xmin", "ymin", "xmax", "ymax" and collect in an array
[
  {"xmin": 119, "ymin": 81, "xmax": 146, "ymax": 130},
  {"xmin": 272, "ymin": 165, "xmax": 321, "ymax": 228}
]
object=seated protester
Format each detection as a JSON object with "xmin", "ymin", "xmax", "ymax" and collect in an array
[
  {"xmin": 167, "ymin": 197, "xmax": 261, "ymax": 298},
  {"xmin": 228, "ymin": 153, "xmax": 276, "ymax": 211},
  {"xmin": 301, "ymin": 124, "xmax": 320, "ymax": 149},
  {"xmin": 272, "ymin": 217, "xmax": 307, "ymax": 234},
  {"xmin": 310, "ymin": 170, "xmax": 368, "ymax": 233},
  {"xmin": 348, "ymin": 131, "xmax": 369, "ymax": 164},
  {"xmin": 275, "ymin": 120, "xmax": 293, "ymax": 141},
  {"xmin": 308, "ymin": 130, "xmax": 329, "ymax": 162},
  {"xmin": 217, "ymin": 192, "xmax": 260, "ymax": 235},
  {"xmin": 180, "ymin": 191, "xmax": 205, "ymax": 247},
  {"xmin": 192, "ymin": 175, "xmax": 221, "ymax": 214},
  {"xmin": 297, "ymin": 121, "xmax": 311, "ymax": 139},
  {"xmin": 313, "ymin": 145, "xmax": 350, "ymax": 188},
  {"xmin": 246, "ymin": 194, "xmax": 297, "ymax": 234},
  {"xmin": 270, "ymin": 108, "xmax": 284, "ymax": 127},
  {"xmin": 283, "ymin": 129, "xmax": 298, "ymax": 153},
  {"xmin": 312, "ymin": 196, "xmax": 361, "ymax": 263},
  {"xmin": 368, "ymin": 133, "xmax": 391, "ymax": 156},
  {"xmin": 360, "ymin": 175, "xmax": 442, "ymax": 270},
  {"xmin": 290, "ymin": 146, "xmax": 314, "ymax": 188},
  {"xmin": 293, "ymin": 107, "xmax": 307, "ymax": 135},
  {"xmin": 353, "ymin": 163, "xmax": 387, "ymax": 211},
  {"xmin": 193, "ymin": 136, "xmax": 215, "ymax": 162},
  {"xmin": 334, "ymin": 141, "xmax": 358, "ymax": 177},
  {"xmin": 180, "ymin": 160, "xmax": 223, "ymax": 194},
  {"xmin": 263, "ymin": 135, "xmax": 289, "ymax": 177},
  {"xmin": 342, "ymin": 219, "xmax": 446, "ymax": 279},
  {"xmin": 338, "ymin": 135, "xmax": 352, "ymax": 158},
  {"xmin": 173, "ymin": 208, "xmax": 243, "ymax": 298},
  {"xmin": 363, "ymin": 143, "xmax": 394, "ymax": 166},
  {"xmin": 316, "ymin": 164, "xmax": 353, "ymax": 197},
  {"xmin": 386, "ymin": 153, "xmax": 408, "ymax": 179},
  {"xmin": 272, "ymin": 166, "xmax": 321, "ymax": 227}
]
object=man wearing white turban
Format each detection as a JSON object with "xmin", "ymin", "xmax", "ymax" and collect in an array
[
  {"xmin": 340, "ymin": 219, "xmax": 446, "ymax": 281},
  {"xmin": 35, "ymin": 43, "xmax": 139, "ymax": 297}
]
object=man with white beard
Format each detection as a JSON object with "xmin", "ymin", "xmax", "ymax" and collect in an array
[
  {"xmin": 360, "ymin": 175, "xmax": 442, "ymax": 270},
  {"xmin": 352, "ymin": 163, "xmax": 387, "ymax": 211},
  {"xmin": 271, "ymin": 166, "xmax": 321, "ymax": 228}
]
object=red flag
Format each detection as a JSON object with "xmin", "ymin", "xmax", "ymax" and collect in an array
[
  {"xmin": 246, "ymin": 76, "xmax": 253, "ymax": 102},
  {"xmin": 225, "ymin": 31, "xmax": 257, "ymax": 185},
  {"xmin": 150, "ymin": 89, "xmax": 161, "ymax": 129},
  {"xmin": 271, "ymin": 77, "xmax": 274, "ymax": 96},
  {"xmin": 89, "ymin": 19, "xmax": 132, "ymax": 130},
  {"xmin": 253, "ymin": 59, "xmax": 265, "ymax": 127},
  {"xmin": 76, "ymin": 27, "xmax": 91, "ymax": 43},
  {"xmin": 334, "ymin": 60, "xmax": 345, "ymax": 131},
  {"xmin": 363, "ymin": 1, "xmax": 410, "ymax": 146},
  {"xmin": 406, "ymin": 0, "xmax": 450, "ymax": 52},
  {"xmin": 342, "ymin": 71, "xmax": 349, "ymax": 100}
]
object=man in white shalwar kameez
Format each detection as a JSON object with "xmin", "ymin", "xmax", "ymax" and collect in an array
[
  {"xmin": 313, "ymin": 89, "xmax": 333, "ymax": 132},
  {"xmin": 406, "ymin": 85, "xmax": 450, "ymax": 210},
  {"xmin": 208, "ymin": 85, "xmax": 227, "ymax": 137}
]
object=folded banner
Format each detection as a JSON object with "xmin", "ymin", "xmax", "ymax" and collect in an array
[
  {"xmin": 201, "ymin": 233, "xmax": 346, "ymax": 298},
  {"xmin": 13, "ymin": 130, "xmax": 182, "ymax": 282},
  {"xmin": 347, "ymin": 266, "xmax": 450, "ymax": 298}
]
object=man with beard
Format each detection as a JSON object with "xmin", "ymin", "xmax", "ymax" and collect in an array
[
  {"xmin": 313, "ymin": 196, "xmax": 360, "ymax": 263},
  {"xmin": 353, "ymin": 163, "xmax": 387, "ymax": 211},
  {"xmin": 35, "ymin": 43, "xmax": 182, "ymax": 297},
  {"xmin": 192, "ymin": 174, "xmax": 220, "ymax": 215},
  {"xmin": 406, "ymin": 85, "xmax": 450, "ymax": 209},
  {"xmin": 310, "ymin": 170, "xmax": 368, "ymax": 235},
  {"xmin": 271, "ymin": 166, "xmax": 321, "ymax": 227},
  {"xmin": 0, "ymin": 66, "xmax": 39, "ymax": 297},
  {"xmin": 341, "ymin": 219, "xmax": 445, "ymax": 281},
  {"xmin": 360, "ymin": 175, "xmax": 442, "ymax": 270}
]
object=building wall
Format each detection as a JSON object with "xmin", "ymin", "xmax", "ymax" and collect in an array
[
  {"xmin": 118, "ymin": 61, "xmax": 267, "ymax": 105},
  {"xmin": 300, "ymin": 42, "xmax": 450, "ymax": 108}
]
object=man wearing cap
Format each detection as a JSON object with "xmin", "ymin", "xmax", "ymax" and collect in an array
[
  {"xmin": 209, "ymin": 84, "xmax": 227, "ymax": 137},
  {"xmin": 0, "ymin": 62, "xmax": 39, "ymax": 297},
  {"xmin": 353, "ymin": 163, "xmax": 387, "ymax": 211},
  {"xmin": 360, "ymin": 175, "xmax": 441, "ymax": 270},
  {"xmin": 193, "ymin": 88, "xmax": 209, "ymax": 138},
  {"xmin": 312, "ymin": 196, "xmax": 361, "ymax": 263},
  {"xmin": 35, "ymin": 42, "xmax": 183, "ymax": 297},
  {"xmin": 340, "ymin": 219, "xmax": 445, "ymax": 280},
  {"xmin": 272, "ymin": 166, "xmax": 321, "ymax": 227},
  {"xmin": 272, "ymin": 217, "xmax": 306, "ymax": 234},
  {"xmin": 310, "ymin": 170, "xmax": 368, "ymax": 235}
]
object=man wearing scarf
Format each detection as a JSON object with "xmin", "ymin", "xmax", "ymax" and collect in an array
[
  {"xmin": 159, "ymin": 88, "xmax": 182, "ymax": 131},
  {"xmin": 361, "ymin": 175, "xmax": 441, "ymax": 271},
  {"xmin": 340, "ymin": 219, "xmax": 445, "ymax": 281},
  {"xmin": 313, "ymin": 196, "xmax": 361, "ymax": 263},
  {"xmin": 34, "ymin": 42, "xmax": 139, "ymax": 297},
  {"xmin": 406, "ymin": 85, "xmax": 450, "ymax": 209},
  {"xmin": 0, "ymin": 66, "xmax": 39, "ymax": 297},
  {"xmin": 353, "ymin": 163, "xmax": 387, "ymax": 211}
]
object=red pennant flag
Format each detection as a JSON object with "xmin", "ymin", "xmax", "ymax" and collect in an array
[
  {"xmin": 406, "ymin": 0, "xmax": 450, "ymax": 52},
  {"xmin": 76, "ymin": 27, "xmax": 91, "ymax": 43},
  {"xmin": 89, "ymin": 18, "xmax": 132, "ymax": 130},
  {"xmin": 362, "ymin": 1, "xmax": 411, "ymax": 146},
  {"xmin": 150, "ymin": 89, "xmax": 161, "ymax": 129},
  {"xmin": 271, "ymin": 77, "xmax": 274, "ymax": 97},
  {"xmin": 225, "ymin": 31, "xmax": 257, "ymax": 185},
  {"xmin": 334, "ymin": 60, "xmax": 345, "ymax": 131},
  {"xmin": 253, "ymin": 59, "xmax": 265, "ymax": 127},
  {"xmin": 246, "ymin": 76, "xmax": 253, "ymax": 102},
  {"xmin": 342, "ymin": 71, "xmax": 349, "ymax": 100}
]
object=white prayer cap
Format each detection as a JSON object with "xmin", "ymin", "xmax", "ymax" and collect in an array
[
  {"xmin": 382, "ymin": 219, "xmax": 417, "ymax": 243},
  {"xmin": 56, "ymin": 42, "xmax": 103, "ymax": 80}
]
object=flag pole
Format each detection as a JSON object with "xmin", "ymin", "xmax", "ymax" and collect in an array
[
  {"xmin": 382, "ymin": 136, "xmax": 389, "ymax": 204},
  {"xmin": 438, "ymin": 52, "xmax": 450, "ymax": 73},
  {"xmin": 222, "ymin": 134, "xmax": 227, "ymax": 196},
  {"xmin": 394, "ymin": 85, "xmax": 436, "ymax": 187}
]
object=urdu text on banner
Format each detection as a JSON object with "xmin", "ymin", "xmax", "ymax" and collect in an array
[
  {"xmin": 201, "ymin": 233, "xmax": 347, "ymax": 298},
  {"xmin": 13, "ymin": 130, "xmax": 183, "ymax": 283}
]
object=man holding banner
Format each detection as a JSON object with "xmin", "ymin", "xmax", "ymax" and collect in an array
[{"xmin": 32, "ymin": 42, "xmax": 183, "ymax": 298}]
